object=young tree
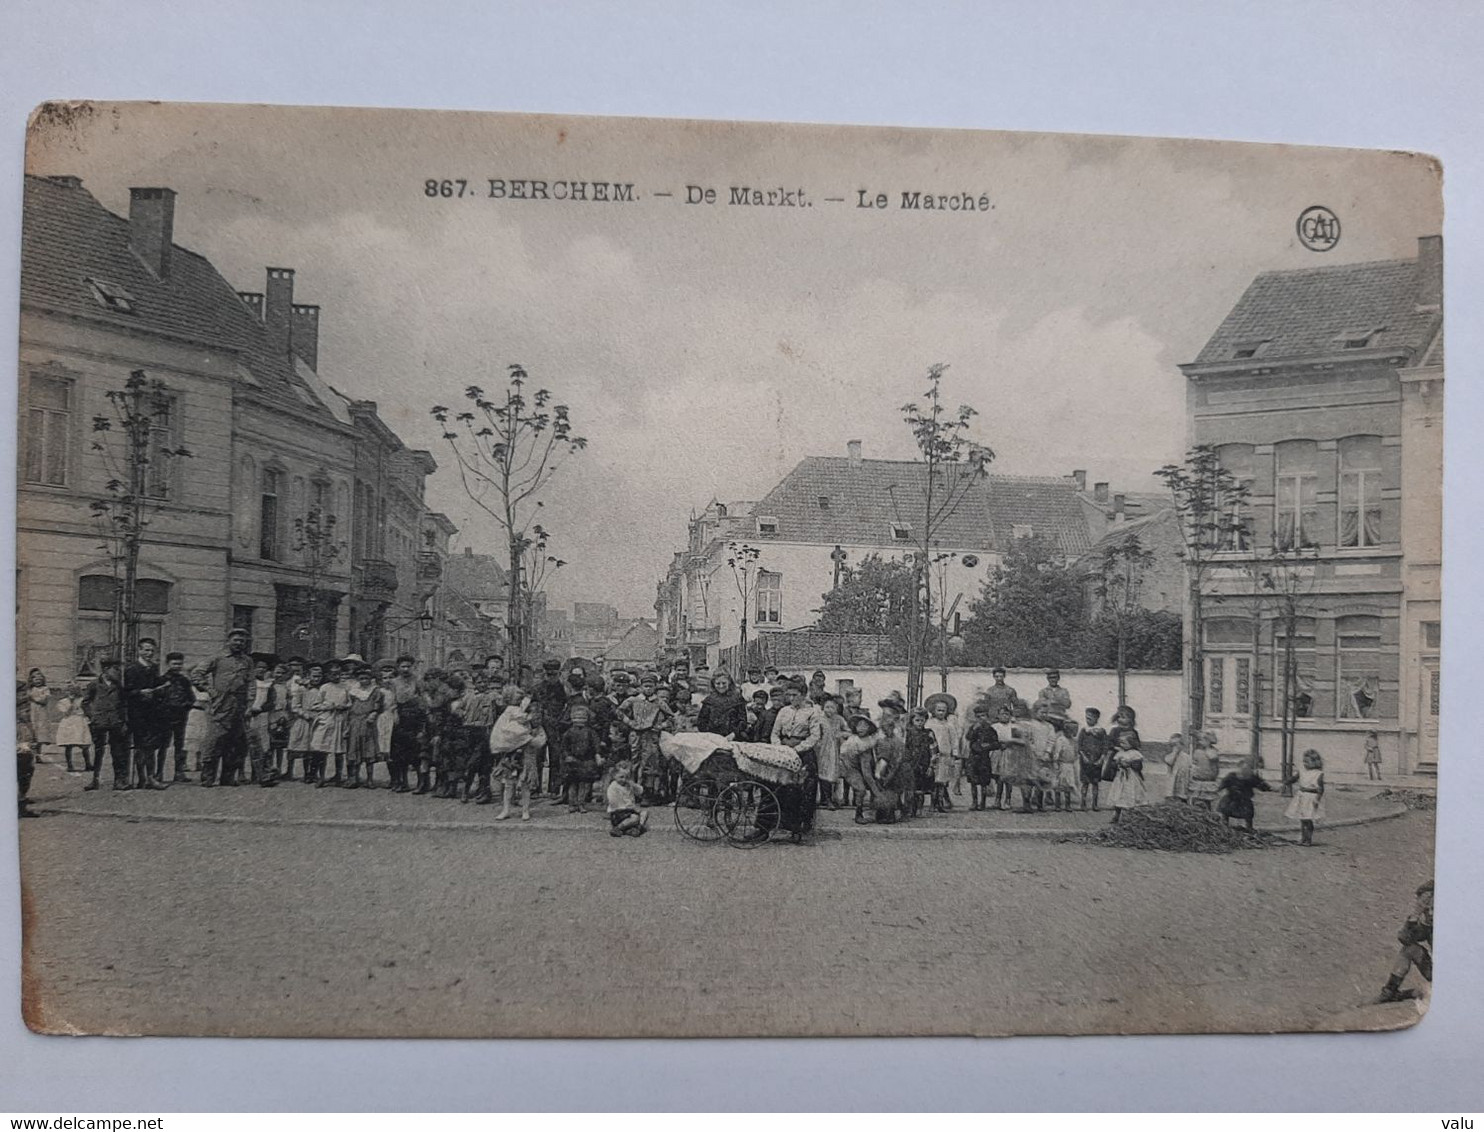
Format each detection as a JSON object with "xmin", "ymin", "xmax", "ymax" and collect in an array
[
  {"xmin": 1243, "ymin": 546, "xmax": 1319, "ymax": 795},
  {"xmin": 431, "ymin": 365, "xmax": 586, "ymax": 671},
  {"xmin": 815, "ymin": 552, "xmax": 916, "ymax": 658},
  {"xmin": 896, "ymin": 364, "xmax": 991, "ymax": 706},
  {"xmin": 962, "ymin": 535, "xmax": 1085, "ymax": 668},
  {"xmin": 89, "ymin": 370, "xmax": 191, "ymax": 658},
  {"xmin": 290, "ymin": 503, "xmax": 345, "ymax": 658},
  {"xmin": 1154, "ymin": 446, "xmax": 1248, "ymax": 739},
  {"xmin": 725, "ymin": 542, "xmax": 762, "ymax": 659},
  {"xmin": 1090, "ymin": 534, "xmax": 1155, "ymax": 707}
]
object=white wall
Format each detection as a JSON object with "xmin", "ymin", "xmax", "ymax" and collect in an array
[{"xmin": 807, "ymin": 665, "xmax": 1183, "ymax": 741}]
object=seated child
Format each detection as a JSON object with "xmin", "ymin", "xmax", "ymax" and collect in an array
[
  {"xmin": 1215, "ymin": 757, "xmax": 1272, "ymax": 831},
  {"xmin": 605, "ymin": 765, "xmax": 649, "ymax": 837}
]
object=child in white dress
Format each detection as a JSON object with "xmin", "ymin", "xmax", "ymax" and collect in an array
[
  {"xmin": 53, "ymin": 683, "xmax": 93, "ymax": 773},
  {"xmin": 1284, "ymin": 748, "xmax": 1326, "ymax": 846}
]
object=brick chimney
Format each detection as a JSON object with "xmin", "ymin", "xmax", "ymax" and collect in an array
[
  {"xmin": 1417, "ymin": 234, "xmax": 1442, "ymax": 310},
  {"xmin": 1093, "ymin": 481, "xmax": 1109, "ymax": 503},
  {"xmin": 291, "ymin": 303, "xmax": 320, "ymax": 370},
  {"xmin": 1113, "ymin": 493, "xmax": 1126, "ymax": 521},
  {"xmin": 264, "ymin": 267, "xmax": 294, "ymax": 359},
  {"xmin": 238, "ymin": 292, "xmax": 264, "ymax": 320},
  {"xmin": 847, "ymin": 439, "xmax": 863, "ymax": 468},
  {"xmin": 129, "ymin": 187, "xmax": 176, "ymax": 278},
  {"xmin": 1071, "ymin": 469, "xmax": 1087, "ymax": 492}
]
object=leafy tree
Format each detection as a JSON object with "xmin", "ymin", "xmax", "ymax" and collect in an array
[
  {"xmin": 431, "ymin": 365, "xmax": 586, "ymax": 670},
  {"xmin": 1077, "ymin": 608, "xmax": 1183, "ymax": 671},
  {"xmin": 1090, "ymin": 534, "xmax": 1155, "ymax": 706},
  {"xmin": 816, "ymin": 553, "xmax": 915, "ymax": 657},
  {"xmin": 961, "ymin": 535, "xmax": 1085, "ymax": 668}
]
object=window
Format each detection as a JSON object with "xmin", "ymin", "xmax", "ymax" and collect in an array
[
  {"xmin": 755, "ymin": 570, "xmax": 782, "ymax": 625},
  {"xmin": 1204, "ymin": 618, "xmax": 1253, "ymax": 647},
  {"xmin": 75, "ymin": 575, "xmax": 169, "ymax": 672},
  {"xmin": 1011, "ymin": 524, "xmax": 1034, "ymax": 539},
  {"xmin": 145, "ymin": 397, "xmax": 175, "ymax": 500},
  {"xmin": 260, "ymin": 468, "xmax": 281, "ymax": 561},
  {"xmin": 24, "ymin": 374, "xmax": 71, "ymax": 486},
  {"xmin": 1338, "ymin": 435, "xmax": 1384, "ymax": 547},
  {"xmin": 1274, "ymin": 440, "xmax": 1320, "ymax": 550},
  {"xmin": 1423, "ymin": 621, "xmax": 1441, "ymax": 651},
  {"xmin": 892, "ymin": 523, "xmax": 914, "ymax": 541},
  {"xmin": 817, "ymin": 495, "xmax": 830, "ymax": 510},
  {"xmin": 756, "ymin": 516, "xmax": 778, "ymax": 536},
  {"xmin": 232, "ymin": 605, "xmax": 255, "ymax": 636},
  {"xmin": 1336, "ymin": 614, "xmax": 1382, "ymax": 720},
  {"xmin": 1231, "ymin": 338, "xmax": 1270, "ymax": 360},
  {"xmin": 1273, "ymin": 616, "xmax": 1317, "ymax": 718},
  {"xmin": 1216, "ymin": 444, "xmax": 1255, "ymax": 550},
  {"xmin": 86, "ymin": 276, "xmax": 136, "ymax": 314},
  {"xmin": 1235, "ymin": 657, "xmax": 1252, "ymax": 715},
  {"xmin": 1207, "ymin": 657, "xmax": 1225, "ymax": 714},
  {"xmin": 1335, "ymin": 327, "xmax": 1383, "ymax": 349}
]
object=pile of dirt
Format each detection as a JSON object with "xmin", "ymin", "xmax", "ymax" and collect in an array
[
  {"xmin": 1374, "ymin": 788, "xmax": 1436, "ymax": 811},
  {"xmin": 1064, "ymin": 800, "xmax": 1277, "ymax": 854}
]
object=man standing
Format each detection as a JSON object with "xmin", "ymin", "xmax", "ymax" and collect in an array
[
  {"xmin": 191, "ymin": 628, "xmax": 263, "ymax": 787},
  {"xmin": 157, "ymin": 651, "xmax": 198, "ymax": 783},
  {"xmin": 123, "ymin": 637, "xmax": 168, "ymax": 790},
  {"xmin": 1033, "ymin": 668, "xmax": 1073, "ymax": 723},
  {"xmin": 388, "ymin": 654, "xmax": 426, "ymax": 794},
  {"xmin": 768, "ymin": 682, "xmax": 825, "ymax": 843},
  {"xmin": 534, "ymin": 659, "xmax": 568, "ymax": 796},
  {"xmin": 82, "ymin": 658, "xmax": 129, "ymax": 791}
]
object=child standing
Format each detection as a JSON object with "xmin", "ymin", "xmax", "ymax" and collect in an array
[
  {"xmin": 605, "ymin": 764, "xmax": 648, "ymax": 837},
  {"xmin": 560, "ymin": 701, "xmax": 603, "ymax": 813},
  {"xmin": 311, "ymin": 661, "xmax": 350, "ymax": 788},
  {"xmin": 1364, "ymin": 730, "xmax": 1383, "ymax": 781},
  {"xmin": 1284, "ymin": 748, "xmax": 1326, "ymax": 846},
  {"xmin": 343, "ymin": 666, "xmax": 383, "ymax": 789},
  {"xmin": 923, "ymin": 698, "xmax": 960, "ymax": 812},
  {"xmin": 1104, "ymin": 731, "xmax": 1148, "ymax": 824},
  {"xmin": 905, "ymin": 707, "xmax": 939, "ymax": 815},
  {"xmin": 53, "ymin": 682, "xmax": 92, "ymax": 774},
  {"xmin": 964, "ymin": 703, "xmax": 1000, "ymax": 812},
  {"xmin": 287, "ymin": 664, "xmax": 322, "ymax": 783},
  {"xmin": 1051, "ymin": 719, "xmax": 1080, "ymax": 812},
  {"xmin": 490, "ymin": 688, "xmax": 535, "ymax": 821},
  {"xmin": 990, "ymin": 706, "xmax": 1026, "ymax": 811},
  {"xmin": 620, "ymin": 674, "xmax": 675, "ymax": 804},
  {"xmin": 1077, "ymin": 707, "xmax": 1108, "ymax": 811}
]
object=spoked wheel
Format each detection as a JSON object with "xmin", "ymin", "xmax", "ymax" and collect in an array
[
  {"xmin": 719, "ymin": 781, "xmax": 780, "ymax": 849},
  {"xmin": 673, "ymin": 778, "xmax": 726, "ymax": 842}
]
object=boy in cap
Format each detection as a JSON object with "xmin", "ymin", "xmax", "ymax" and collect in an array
[{"xmin": 619, "ymin": 672, "xmax": 675, "ymax": 803}]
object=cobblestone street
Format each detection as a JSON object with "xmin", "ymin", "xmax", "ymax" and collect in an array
[{"xmin": 20, "ymin": 761, "xmax": 1433, "ymax": 1038}]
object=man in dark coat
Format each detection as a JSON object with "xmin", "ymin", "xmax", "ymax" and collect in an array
[
  {"xmin": 157, "ymin": 651, "xmax": 199, "ymax": 783},
  {"xmin": 191, "ymin": 628, "xmax": 257, "ymax": 787},
  {"xmin": 123, "ymin": 637, "xmax": 168, "ymax": 789},
  {"xmin": 82, "ymin": 658, "xmax": 130, "ymax": 791}
]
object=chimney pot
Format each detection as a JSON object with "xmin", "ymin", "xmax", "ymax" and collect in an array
[
  {"xmin": 1093, "ymin": 481, "xmax": 1109, "ymax": 503},
  {"xmin": 847, "ymin": 439, "xmax": 863, "ymax": 467},
  {"xmin": 291, "ymin": 303, "xmax": 320, "ymax": 370},
  {"xmin": 1417, "ymin": 234, "xmax": 1442, "ymax": 310},
  {"xmin": 128, "ymin": 187, "xmax": 176, "ymax": 278},
  {"xmin": 1071, "ymin": 469, "xmax": 1087, "ymax": 491},
  {"xmin": 264, "ymin": 267, "xmax": 295, "ymax": 359}
]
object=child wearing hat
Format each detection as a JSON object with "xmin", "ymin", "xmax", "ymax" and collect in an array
[{"xmin": 619, "ymin": 673, "xmax": 675, "ymax": 803}]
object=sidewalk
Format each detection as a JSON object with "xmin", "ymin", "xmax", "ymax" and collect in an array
[{"xmin": 27, "ymin": 758, "xmax": 1407, "ymax": 841}]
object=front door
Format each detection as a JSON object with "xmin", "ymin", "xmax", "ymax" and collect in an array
[
  {"xmin": 1418, "ymin": 661, "xmax": 1439, "ymax": 768},
  {"xmin": 1204, "ymin": 652, "xmax": 1256, "ymax": 758}
]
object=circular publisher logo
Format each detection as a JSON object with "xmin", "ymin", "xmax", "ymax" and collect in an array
[{"xmin": 1297, "ymin": 205, "xmax": 1341, "ymax": 252}]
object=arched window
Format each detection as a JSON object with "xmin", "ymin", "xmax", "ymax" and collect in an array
[
  {"xmin": 1274, "ymin": 441, "xmax": 1320, "ymax": 550},
  {"xmin": 260, "ymin": 469, "xmax": 282, "ymax": 561},
  {"xmin": 1338, "ymin": 435, "xmax": 1385, "ymax": 547},
  {"xmin": 1336, "ymin": 614, "xmax": 1383, "ymax": 719},
  {"xmin": 75, "ymin": 575, "xmax": 171, "ymax": 672}
]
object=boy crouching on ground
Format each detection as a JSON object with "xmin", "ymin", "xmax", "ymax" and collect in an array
[{"xmin": 605, "ymin": 764, "xmax": 649, "ymax": 837}]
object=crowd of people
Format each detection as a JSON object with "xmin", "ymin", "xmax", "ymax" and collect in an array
[{"xmin": 18, "ymin": 640, "xmax": 1326, "ymax": 843}]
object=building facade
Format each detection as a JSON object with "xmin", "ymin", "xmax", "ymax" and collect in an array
[
  {"xmin": 1179, "ymin": 237, "xmax": 1443, "ymax": 777},
  {"xmin": 18, "ymin": 175, "xmax": 444, "ymax": 676}
]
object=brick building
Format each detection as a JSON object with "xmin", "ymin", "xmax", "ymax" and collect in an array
[{"xmin": 1180, "ymin": 236, "xmax": 1443, "ymax": 777}]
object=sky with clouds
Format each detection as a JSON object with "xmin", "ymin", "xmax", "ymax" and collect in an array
[{"xmin": 27, "ymin": 104, "xmax": 1441, "ymax": 616}]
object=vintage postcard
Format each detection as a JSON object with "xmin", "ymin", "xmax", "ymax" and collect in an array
[{"xmin": 15, "ymin": 103, "xmax": 1442, "ymax": 1037}]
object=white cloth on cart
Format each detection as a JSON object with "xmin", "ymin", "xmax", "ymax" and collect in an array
[{"xmin": 659, "ymin": 731, "xmax": 732, "ymax": 776}]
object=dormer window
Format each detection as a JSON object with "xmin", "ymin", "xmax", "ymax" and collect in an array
[
  {"xmin": 891, "ymin": 523, "xmax": 912, "ymax": 542},
  {"xmin": 86, "ymin": 276, "xmax": 135, "ymax": 314},
  {"xmin": 1012, "ymin": 523, "xmax": 1034, "ymax": 539},
  {"xmin": 1231, "ymin": 338, "xmax": 1270, "ymax": 360},
  {"xmin": 756, "ymin": 515, "xmax": 779, "ymax": 536},
  {"xmin": 1335, "ymin": 327, "xmax": 1384, "ymax": 349},
  {"xmin": 818, "ymin": 495, "xmax": 830, "ymax": 510}
]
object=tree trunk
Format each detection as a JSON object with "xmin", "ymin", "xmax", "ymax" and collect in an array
[
  {"xmin": 1187, "ymin": 576, "xmax": 1205, "ymax": 737},
  {"xmin": 1249, "ymin": 618, "xmax": 1263, "ymax": 767},
  {"xmin": 507, "ymin": 535, "xmax": 524, "ymax": 671},
  {"xmin": 1116, "ymin": 628, "xmax": 1127, "ymax": 709}
]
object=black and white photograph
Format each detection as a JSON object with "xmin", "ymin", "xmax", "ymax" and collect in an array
[{"xmin": 15, "ymin": 101, "xmax": 1443, "ymax": 1039}]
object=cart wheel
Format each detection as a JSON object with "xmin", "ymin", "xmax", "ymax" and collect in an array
[
  {"xmin": 720, "ymin": 781, "xmax": 779, "ymax": 849},
  {"xmin": 673, "ymin": 778, "xmax": 725, "ymax": 842}
]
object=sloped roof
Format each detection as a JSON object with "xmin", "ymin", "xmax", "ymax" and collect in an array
[
  {"xmin": 1191, "ymin": 256, "xmax": 1440, "ymax": 366},
  {"xmin": 1075, "ymin": 506, "xmax": 1182, "ymax": 571},
  {"xmin": 604, "ymin": 619, "xmax": 659, "ymax": 662},
  {"xmin": 444, "ymin": 549, "xmax": 509, "ymax": 600},
  {"xmin": 749, "ymin": 457, "xmax": 1092, "ymax": 554},
  {"xmin": 20, "ymin": 175, "xmax": 338, "ymax": 420}
]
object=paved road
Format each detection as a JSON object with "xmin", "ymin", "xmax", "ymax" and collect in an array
[{"xmin": 19, "ymin": 771, "xmax": 1435, "ymax": 1038}]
